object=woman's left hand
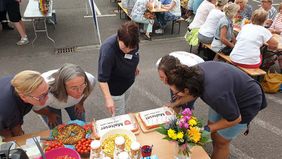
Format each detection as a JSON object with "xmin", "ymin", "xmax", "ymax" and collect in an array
[{"xmin": 75, "ymin": 103, "xmax": 85, "ymax": 118}]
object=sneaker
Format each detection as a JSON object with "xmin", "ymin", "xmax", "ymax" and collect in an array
[
  {"xmin": 155, "ymin": 28, "xmax": 164, "ymax": 34},
  {"xmin": 16, "ymin": 37, "xmax": 29, "ymax": 46}
]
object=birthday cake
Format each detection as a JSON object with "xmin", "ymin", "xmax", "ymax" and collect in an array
[
  {"xmin": 95, "ymin": 114, "xmax": 138, "ymax": 137},
  {"xmin": 138, "ymin": 107, "xmax": 175, "ymax": 129}
]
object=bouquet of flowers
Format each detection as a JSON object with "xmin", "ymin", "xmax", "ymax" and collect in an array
[{"xmin": 156, "ymin": 108, "xmax": 211, "ymax": 158}]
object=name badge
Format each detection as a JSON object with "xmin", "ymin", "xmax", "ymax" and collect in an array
[{"xmin": 124, "ymin": 54, "xmax": 133, "ymax": 59}]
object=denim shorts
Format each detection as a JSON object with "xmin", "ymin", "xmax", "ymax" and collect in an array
[{"xmin": 208, "ymin": 108, "xmax": 247, "ymax": 140}]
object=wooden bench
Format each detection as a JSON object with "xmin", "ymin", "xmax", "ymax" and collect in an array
[
  {"xmin": 117, "ymin": 2, "xmax": 131, "ymax": 19},
  {"xmin": 202, "ymin": 43, "xmax": 266, "ymax": 77}
]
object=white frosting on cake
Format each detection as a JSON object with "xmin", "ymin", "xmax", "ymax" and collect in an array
[
  {"xmin": 95, "ymin": 114, "xmax": 136, "ymax": 136},
  {"xmin": 139, "ymin": 107, "xmax": 175, "ymax": 128}
]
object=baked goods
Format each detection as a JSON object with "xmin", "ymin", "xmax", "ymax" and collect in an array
[
  {"xmin": 138, "ymin": 107, "xmax": 175, "ymax": 129},
  {"xmin": 55, "ymin": 124, "xmax": 86, "ymax": 145},
  {"xmin": 102, "ymin": 134, "xmax": 132, "ymax": 158},
  {"xmin": 95, "ymin": 114, "xmax": 138, "ymax": 137}
]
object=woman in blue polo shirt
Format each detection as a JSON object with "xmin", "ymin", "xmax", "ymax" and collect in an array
[{"xmin": 0, "ymin": 70, "xmax": 49, "ymax": 138}]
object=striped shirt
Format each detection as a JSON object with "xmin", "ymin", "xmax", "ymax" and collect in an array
[{"xmin": 270, "ymin": 13, "xmax": 282, "ymax": 34}]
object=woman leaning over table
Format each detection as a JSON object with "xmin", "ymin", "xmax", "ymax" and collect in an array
[
  {"xmin": 131, "ymin": 0, "xmax": 154, "ymax": 40},
  {"xmin": 211, "ymin": 3, "xmax": 240, "ymax": 52},
  {"xmin": 234, "ymin": 0, "xmax": 252, "ymax": 20},
  {"xmin": 230, "ymin": 8, "xmax": 278, "ymax": 69},
  {"xmin": 33, "ymin": 63, "xmax": 95, "ymax": 129}
]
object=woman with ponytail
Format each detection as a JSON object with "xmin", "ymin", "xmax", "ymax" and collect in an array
[{"xmin": 166, "ymin": 61, "xmax": 267, "ymax": 159}]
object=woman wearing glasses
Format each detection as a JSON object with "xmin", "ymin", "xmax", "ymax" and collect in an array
[
  {"xmin": 0, "ymin": 70, "xmax": 49, "ymax": 137},
  {"xmin": 33, "ymin": 63, "xmax": 95, "ymax": 129}
]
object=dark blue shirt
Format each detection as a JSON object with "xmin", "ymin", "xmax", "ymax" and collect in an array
[
  {"xmin": 0, "ymin": 76, "xmax": 32, "ymax": 130},
  {"xmin": 98, "ymin": 34, "xmax": 139, "ymax": 96},
  {"xmin": 198, "ymin": 62, "xmax": 266, "ymax": 124}
]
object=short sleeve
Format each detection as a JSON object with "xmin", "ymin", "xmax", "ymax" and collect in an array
[
  {"xmin": 262, "ymin": 28, "xmax": 272, "ymax": 43},
  {"xmin": 210, "ymin": 92, "xmax": 241, "ymax": 122},
  {"xmin": 98, "ymin": 45, "xmax": 115, "ymax": 82}
]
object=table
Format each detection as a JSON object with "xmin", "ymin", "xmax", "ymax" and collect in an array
[
  {"xmin": 24, "ymin": 0, "xmax": 55, "ymax": 45},
  {"xmin": 5, "ymin": 130, "xmax": 210, "ymax": 159}
]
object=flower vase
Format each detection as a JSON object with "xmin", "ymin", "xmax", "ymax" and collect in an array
[{"xmin": 174, "ymin": 143, "xmax": 191, "ymax": 159}]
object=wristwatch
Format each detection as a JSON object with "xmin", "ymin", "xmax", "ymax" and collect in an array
[{"xmin": 204, "ymin": 125, "xmax": 210, "ymax": 132}]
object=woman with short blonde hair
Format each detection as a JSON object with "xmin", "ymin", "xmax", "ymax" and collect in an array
[
  {"xmin": 230, "ymin": 8, "xmax": 278, "ymax": 69},
  {"xmin": 0, "ymin": 70, "xmax": 49, "ymax": 138}
]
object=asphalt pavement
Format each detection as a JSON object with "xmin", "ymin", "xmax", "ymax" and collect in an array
[{"xmin": 0, "ymin": 0, "xmax": 281, "ymax": 158}]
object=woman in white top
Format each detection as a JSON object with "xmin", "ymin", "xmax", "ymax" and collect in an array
[
  {"xmin": 198, "ymin": 0, "xmax": 228, "ymax": 44},
  {"xmin": 230, "ymin": 8, "xmax": 278, "ymax": 68},
  {"xmin": 155, "ymin": 0, "xmax": 181, "ymax": 34},
  {"xmin": 188, "ymin": 0, "xmax": 216, "ymax": 30},
  {"xmin": 33, "ymin": 63, "xmax": 96, "ymax": 128},
  {"xmin": 156, "ymin": 51, "xmax": 204, "ymax": 111}
]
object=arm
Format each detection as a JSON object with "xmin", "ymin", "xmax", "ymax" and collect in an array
[
  {"xmin": 33, "ymin": 108, "xmax": 60, "ymax": 128},
  {"xmin": 208, "ymin": 116, "xmax": 242, "ymax": 133},
  {"xmin": 167, "ymin": 95, "xmax": 196, "ymax": 108},
  {"xmin": 220, "ymin": 26, "xmax": 235, "ymax": 48},
  {"xmin": 99, "ymin": 82, "xmax": 115, "ymax": 116},
  {"xmin": 266, "ymin": 36, "xmax": 278, "ymax": 50}
]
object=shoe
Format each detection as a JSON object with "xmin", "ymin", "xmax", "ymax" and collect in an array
[
  {"xmin": 144, "ymin": 33, "xmax": 152, "ymax": 41},
  {"xmin": 16, "ymin": 37, "xmax": 29, "ymax": 45},
  {"xmin": 140, "ymin": 28, "xmax": 145, "ymax": 34},
  {"xmin": 2, "ymin": 23, "xmax": 14, "ymax": 30},
  {"xmin": 155, "ymin": 28, "xmax": 164, "ymax": 34}
]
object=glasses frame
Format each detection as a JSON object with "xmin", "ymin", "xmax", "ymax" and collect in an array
[
  {"xmin": 67, "ymin": 82, "xmax": 87, "ymax": 92},
  {"xmin": 28, "ymin": 90, "xmax": 49, "ymax": 102}
]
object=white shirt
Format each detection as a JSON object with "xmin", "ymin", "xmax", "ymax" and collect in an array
[
  {"xmin": 230, "ymin": 24, "xmax": 272, "ymax": 65},
  {"xmin": 156, "ymin": 51, "xmax": 204, "ymax": 67},
  {"xmin": 33, "ymin": 70, "xmax": 96, "ymax": 110},
  {"xmin": 170, "ymin": 0, "xmax": 181, "ymax": 17},
  {"xmin": 199, "ymin": 9, "xmax": 224, "ymax": 38},
  {"xmin": 189, "ymin": 0, "xmax": 215, "ymax": 29}
]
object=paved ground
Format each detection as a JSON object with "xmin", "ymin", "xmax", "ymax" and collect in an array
[{"xmin": 0, "ymin": 0, "xmax": 282, "ymax": 158}]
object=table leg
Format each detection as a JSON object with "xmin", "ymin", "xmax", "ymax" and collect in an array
[
  {"xmin": 44, "ymin": 18, "xmax": 55, "ymax": 44},
  {"xmin": 32, "ymin": 19, "xmax": 38, "ymax": 45}
]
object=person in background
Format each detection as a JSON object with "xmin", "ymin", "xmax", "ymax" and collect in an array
[
  {"xmin": 230, "ymin": 8, "xmax": 278, "ymax": 69},
  {"xmin": 121, "ymin": 0, "xmax": 137, "ymax": 14},
  {"xmin": 0, "ymin": 11, "xmax": 13, "ymax": 30},
  {"xmin": 98, "ymin": 21, "xmax": 140, "ymax": 116},
  {"xmin": 269, "ymin": 3, "xmax": 282, "ymax": 35},
  {"xmin": 166, "ymin": 61, "xmax": 267, "ymax": 159},
  {"xmin": 33, "ymin": 63, "xmax": 95, "ymax": 129},
  {"xmin": 260, "ymin": 0, "xmax": 277, "ymax": 28},
  {"xmin": 0, "ymin": 71, "xmax": 49, "ymax": 138},
  {"xmin": 131, "ymin": 0, "xmax": 154, "ymax": 40},
  {"xmin": 211, "ymin": 3, "xmax": 240, "ymax": 52},
  {"xmin": 188, "ymin": 0, "xmax": 216, "ymax": 30},
  {"xmin": 155, "ymin": 0, "xmax": 181, "ymax": 34},
  {"xmin": 234, "ymin": 0, "xmax": 252, "ymax": 20},
  {"xmin": 156, "ymin": 52, "xmax": 204, "ymax": 112},
  {"xmin": 198, "ymin": 0, "xmax": 228, "ymax": 44},
  {"xmin": 4, "ymin": 0, "xmax": 29, "ymax": 45}
]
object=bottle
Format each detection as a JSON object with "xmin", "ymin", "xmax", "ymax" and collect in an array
[
  {"xmin": 130, "ymin": 141, "xmax": 141, "ymax": 159},
  {"xmin": 90, "ymin": 140, "xmax": 102, "ymax": 159},
  {"xmin": 114, "ymin": 136, "xmax": 125, "ymax": 158}
]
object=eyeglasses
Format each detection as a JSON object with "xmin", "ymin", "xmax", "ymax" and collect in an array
[
  {"xmin": 67, "ymin": 83, "xmax": 87, "ymax": 91},
  {"xmin": 28, "ymin": 91, "xmax": 49, "ymax": 102},
  {"xmin": 261, "ymin": 1, "xmax": 270, "ymax": 3}
]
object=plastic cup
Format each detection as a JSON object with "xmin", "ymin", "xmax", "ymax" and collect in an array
[{"xmin": 141, "ymin": 145, "xmax": 152, "ymax": 157}]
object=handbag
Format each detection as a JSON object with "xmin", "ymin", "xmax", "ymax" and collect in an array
[
  {"xmin": 261, "ymin": 71, "xmax": 282, "ymax": 93},
  {"xmin": 143, "ymin": 10, "xmax": 155, "ymax": 19},
  {"xmin": 219, "ymin": 46, "xmax": 233, "ymax": 55}
]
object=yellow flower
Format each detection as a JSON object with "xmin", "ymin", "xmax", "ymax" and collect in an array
[
  {"xmin": 177, "ymin": 131, "xmax": 184, "ymax": 139},
  {"xmin": 188, "ymin": 127, "xmax": 201, "ymax": 143},
  {"xmin": 168, "ymin": 129, "xmax": 177, "ymax": 140},
  {"xmin": 188, "ymin": 118, "xmax": 197, "ymax": 127}
]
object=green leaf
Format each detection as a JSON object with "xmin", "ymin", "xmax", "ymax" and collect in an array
[{"xmin": 156, "ymin": 127, "xmax": 167, "ymax": 135}]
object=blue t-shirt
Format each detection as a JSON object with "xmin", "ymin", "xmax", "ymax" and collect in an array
[
  {"xmin": 98, "ymin": 34, "xmax": 139, "ymax": 96},
  {"xmin": 0, "ymin": 76, "xmax": 32, "ymax": 130},
  {"xmin": 198, "ymin": 62, "xmax": 266, "ymax": 124}
]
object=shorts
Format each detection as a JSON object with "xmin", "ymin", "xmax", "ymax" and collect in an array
[
  {"xmin": 208, "ymin": 108, "xmax": 247, "ymax": 140},
  {"xmin": 6, "ymin": 1, "xmax": 21, "ymax": 22}
]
